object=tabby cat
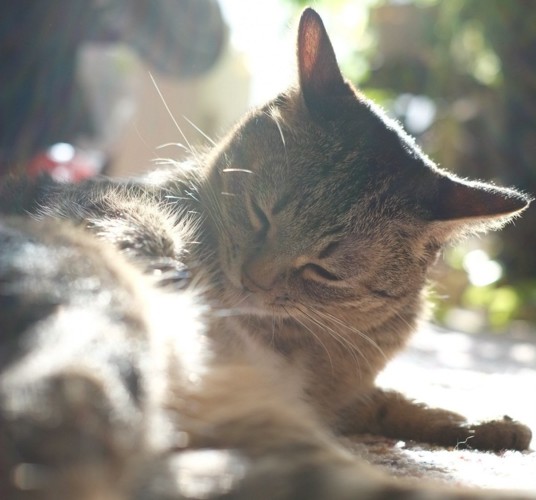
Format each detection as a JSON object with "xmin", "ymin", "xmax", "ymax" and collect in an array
[{"xmin": 0, "ymin": 8, "xmax": 533, "ymax": 500}]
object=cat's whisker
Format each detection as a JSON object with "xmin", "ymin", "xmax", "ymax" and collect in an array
[
  {"xmin": 211, "ymin": 307, "xmax": 241, "ymax": 318},
  {"xmin": 391, "ymin": 309, "xmax": 417, "ymax": 332},
  {"xmin": 294, "ymin": 304, "xmax": 364, "ymax": 377},
  {"xmin": 156, "ymin": 142, "xmax": 191, "ymax": 152},
  {"xmin": 222, "ymin": 168, "xmax": 254, "ymax": 174},
  {"xmin": 149, "ymin": 72, "xmax": 201, "ymax": 163},
  {"xmin": 233, "ymin": 291, "xmax": 253, "ymax": 308},
  {"xmin": 284, "ymin": 306, "xmax": 335, "ymax": 375},
  {"xmin": 164, "ymin": 195, "xmax": 189, "ymax": 201},
  {"xmin": 199, "ymin": 177, "xmax": 229, "ymax": 238},
  {"xmin": 265, "ymin": 109, "xmax": 290, "ymax": 171},
  {"xmin": 313, "ymin": 308, "xmax": 388, "ymax": 363},
  {"xmin": 153, "ymin": 158, "xmax": 190, "ymax": 172},
  {"xmin": 309, "ymin": 312, "xmax": 364, "ymax": 373},
  {"xmin": 182, "ymin": 115, "xmax": 217, "ymax": 147}
]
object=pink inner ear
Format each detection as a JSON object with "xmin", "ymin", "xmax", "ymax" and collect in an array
[
  {"xmin": 298, "ymin": 12, "xmax": 322, "ymax": 84},
  {"xmin": 297, "ymin": 8, "xmax": 346, "ymax": 100}
]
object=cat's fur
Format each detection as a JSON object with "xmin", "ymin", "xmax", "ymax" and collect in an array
[{"xmin": 0, "ymin": 8, "xmax": 533, "ymax": 500}]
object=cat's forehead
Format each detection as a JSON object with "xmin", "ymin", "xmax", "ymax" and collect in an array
[
  {"xmin": 221, "ymin": 88, "xmax": 436, "ymax": 228},
  {"xmin": 243, "ymin": 90, "xmax": 427, "ymax": 169},
  {"xmin": 234, "ymin": 100, "xmax": 404, "ymax": 189}
]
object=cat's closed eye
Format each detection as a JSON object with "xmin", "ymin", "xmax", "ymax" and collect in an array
[
  {"xmin": 246, "ymin": 196, "xmax": 270, "ymax": 240},
  {"xmin": 300, "ymin": 263, "xmax": 341, "ymax": 282},
  {"xmin": 318, "ymin": 240, "xmax": 341, "ymax": 259}
]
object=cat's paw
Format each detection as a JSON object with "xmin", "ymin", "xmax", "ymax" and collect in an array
[
  {"xmin": 461, "ymin": 417, "xmax": 532, "ymax": 451},
  {"xmin": 1, "ymin": 370, "xmax": 139, "ymax": 465},
  {"xmin": 1, "ymin": 370, "xmax": 144, "ymax": 498}
]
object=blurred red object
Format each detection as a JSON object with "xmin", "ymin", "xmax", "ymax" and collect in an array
[{"xmin": 27, "ymin": 143, "xmax": 104, "ymax": 182}]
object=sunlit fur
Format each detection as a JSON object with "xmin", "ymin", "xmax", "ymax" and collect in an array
[{"xmin": 0, "ymin": 7, "xmax": 533, "ymax": 500}]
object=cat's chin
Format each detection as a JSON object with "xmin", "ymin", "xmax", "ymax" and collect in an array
[
  {"xmin": 232, "ymin": 301, "xmax": 291, "ymax": 319},
  {"xmin": 221, "ymin": 291, "xmax": 295, "ymax": 319},
  {"xmin": 218, "ymin": 275, "xmax": 291, "ymax": 318}
]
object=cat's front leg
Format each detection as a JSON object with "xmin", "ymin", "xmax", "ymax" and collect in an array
[
  {"xmin": 338, "ymin": 388, "xmax": 532, "ymax": 451},
  {"xmin": 0, "ymin": 218, "xmax": 153, "ymax": 499}
]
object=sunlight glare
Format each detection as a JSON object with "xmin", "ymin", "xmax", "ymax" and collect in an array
[{"xmin": 463, "ymin": 249, "xmax": 503, "ymax": 287}]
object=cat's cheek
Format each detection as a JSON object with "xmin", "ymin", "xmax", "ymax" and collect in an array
[
  {"xmin": 220, "ymin": 256, "xmax": 243, "ymax": 290},
  {"xmin": 213, "ymin": 231, "xmax": 239, "ymax": 283}
]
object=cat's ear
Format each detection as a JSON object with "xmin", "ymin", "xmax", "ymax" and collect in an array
[
  {"xmin": 426, "ymin": 173, "xmax": 531, "ymax": 233},
  {"xmin": 297, "ymin": 8, "xmax": 353, "ymax": 114}
]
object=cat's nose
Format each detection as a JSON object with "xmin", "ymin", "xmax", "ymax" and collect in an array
[
  {"xmin": 241, "ymin": 270, "xmax": 270, "ymax": 292},
  {"xmin": 241, "ymin": 256, "xmax": 282, "ymax": 292},
  {"xmin": 242, "ymin": 269, "xmax": 273, "ymax": 292}
]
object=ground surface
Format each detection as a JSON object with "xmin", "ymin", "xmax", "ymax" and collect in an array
[{"xmin": 347, "ymin": 324, "xmax": 536, "ymax": 492}]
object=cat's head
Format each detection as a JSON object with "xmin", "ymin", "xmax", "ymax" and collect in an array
[{"xmin": 202, "ymin": 8, "xmax": 530, "ymax": 324}]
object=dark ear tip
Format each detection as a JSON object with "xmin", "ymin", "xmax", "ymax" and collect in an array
[
  {"xmin": 497, "ymin": 186, "xmax": 533, "ymax": 213},
  {"xmin": 512, "ymin": 191, "xmax": 533, "ymax": 211},
  {"xmin": 299, "ymin": 7, "xmax": 322, "ymax": 30},
  {"xmin": 432, "ymin": 176, "xmax": 533, "ymax": 222},
  {"xmin": 300, "ymin": 7, "xmax": 320, "ymax": 20}
]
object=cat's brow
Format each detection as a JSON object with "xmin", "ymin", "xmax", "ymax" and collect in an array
[
  {"xmin": 318, "ymin": 240, "xmax": 341, "ymax": 259},
  {"xmin": 271, "ymin": 192, "xmax": 293, "ymax": 215},
  {"xmin": 320, "ymin": 224, "xmax": 346, "ymax": 238}
]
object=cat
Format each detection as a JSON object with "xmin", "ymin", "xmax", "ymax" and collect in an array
[{"xmin": 0, "ymin": 7, "xmax": 533, "ymax": 500}]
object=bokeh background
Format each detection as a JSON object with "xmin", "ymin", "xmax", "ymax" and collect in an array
[
  {"xmin": 1, "ymin": 0, "xmax": 535, "ymax": 336},
  {"xmin": 280, "ymin": 0, "xmax": 536, "ymax": 337}
]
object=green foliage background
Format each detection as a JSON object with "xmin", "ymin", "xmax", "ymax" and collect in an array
[{"xmin": 284, "ymin": 0, "xmax": 536, "ymax": 333}]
